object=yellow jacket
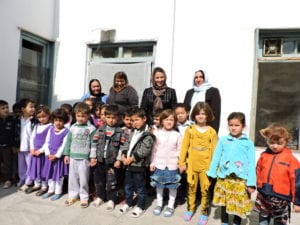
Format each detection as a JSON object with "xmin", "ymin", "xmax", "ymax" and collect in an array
[{"xmin": 179, "ymin": 125, "xmax": 217, "ymax": 184}]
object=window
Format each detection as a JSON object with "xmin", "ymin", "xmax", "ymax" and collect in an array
[
  {"xmin": 253, "ymin": 29, "xmax": 300, "ymax": 150},
  {"xmin": 17, "ymin": 32, "xmax": 54, "ymax": 105}
]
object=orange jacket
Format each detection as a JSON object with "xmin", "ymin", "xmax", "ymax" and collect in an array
[{"xmin": 256, "ymin": 148, "xmax": 300, "ymax": 205}]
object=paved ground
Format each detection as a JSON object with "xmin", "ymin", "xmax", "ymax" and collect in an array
[{"xmin": 1, "ymin": 184, "xmax": 299, "ymax": 225}]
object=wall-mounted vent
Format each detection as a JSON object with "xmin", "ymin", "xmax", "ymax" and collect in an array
[{"xmin": 263, "ymin": 39, "xmax": 282, "ymax": 56}]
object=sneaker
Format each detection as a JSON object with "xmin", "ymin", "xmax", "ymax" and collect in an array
[
  {"xmin": 119, "ymin": 204, "xmax": 131, "ymax": 214},
  {"xmin": 153, "ymin": 206, "xmax": 162, "ymax": 216},
  {"xmin": 163, "ymin": 207, "xmax": 174, "ymax": 217},
  {"xmin": 19, "ymin": 184, "xmax": 29, "ymax": 192},
  {"xmin": 106, "ymin": 200, "xmax": 115, "ymax": 211},
  {"xmin": 3, "ymin": 180, "xmax": 12, "ymax": 189},
  {"xmin": 92, "ymin": 197, "xmax": 103, "ymax": 208},
  {"xmin": 197, "ymin": 214, "xmax": 208, "ymax": 225},
  {"xmin": 131, "ymin": 206, "xmax": 144, "ymax": 218}
]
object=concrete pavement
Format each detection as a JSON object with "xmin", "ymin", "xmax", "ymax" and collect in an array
[{"xmin": 1, "ymin": 184, "xmax": 300, "ymax": 225}]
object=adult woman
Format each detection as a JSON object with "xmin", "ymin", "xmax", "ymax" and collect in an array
[
  {"xmin": 107, "ymin": 71, "xmax": 139, "ymax": 115},
  {"xmin": 81, "ymin": 79, "xmax": 107, "ymax": 104},
  {"xmin": 140, "ymin": 67, "xmax": 177, "ymax": 124},
  {"xmin": 183, "ymin": 70, "xmax": 221, "ymax": 133}
]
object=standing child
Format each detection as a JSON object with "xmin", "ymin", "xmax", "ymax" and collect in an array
[
  {"xmin": 119, "ymin": 108, "xmax": 155, "ymax": 218},
  {"xmin": 179, "ymin": 102, "xmax": 218, "ymax": 225},
  {"xmin": 254, "ymin": 123, "xmax": 300, "ymax": 225},
  {"xmin": 93, "ymin": 103, "xmax": 105, "ymax": 128},
  {"xmin": 207, "ymin": 112, "xmax": 256, "ymax": 225},
  {"xmin": 42, "ymin": 108, "xmax": 69, "ymax": 200},
  {"xmin": 60, "ymin": 103, "xmax": 74, "ymax": 129},
  {"xmin": 26, "ymin": 105, "xmax": 52, "ymax": 194},
  {"xmin": 90, "ymin": 105, "xmax": 125, "ymax": 210},
  {"xmin": 17, "ymin": 98, "xmax": 36, "ymax": 190},
  {"xmin": 175, "ymin": 103, "xmax": 191, "ymax": 205},
  {"xmin": 151, "ymin": 109, "xmax": 162, "ymax": 132},
  {"xmin": 0, "ymin": 100, "xmax": 15, "ymax": 188},
  {"xmin": 63, "ymin": 102, "xmax": 96, "ymax": 208},
  {"xmin": 150, "ymin": 109, "xmax": 182, "ymax": 217}
]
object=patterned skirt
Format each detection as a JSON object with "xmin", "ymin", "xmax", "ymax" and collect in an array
[
  {"xmin": 213, "ymin": 174, "xmax": 252, "ymax": 219},
  {"xmin": 150, "ymin": 168, "xmax": 181, "ymax": 189}
]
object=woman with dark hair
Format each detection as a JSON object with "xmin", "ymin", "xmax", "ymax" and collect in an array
[
  {"xmin": 107, "ymin": 71, "xmax": 139, "ymax": 115},
  {"xmin": 81, "ymin": 79, "xmax": 107, "ymax": 104},
  {"xmin": 184, "ymin": 70, "xmax": 221, "ymax": 133},
  {"xmin": 140, "ymin": 67, "xmax": 177, "ymax": 124}
]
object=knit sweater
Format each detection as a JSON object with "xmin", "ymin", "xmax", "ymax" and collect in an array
[
  {"xmin": 63, "ymin": 123, "xmax": 96, "ymax": 159},
  {"xmin": 150, "ymin": 128, "xmax": 182, "ymax": 170}
]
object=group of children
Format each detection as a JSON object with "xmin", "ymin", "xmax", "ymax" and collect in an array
[{"xmin": 0, "ymin": 98, "xmax": 300, "ymax": 225}]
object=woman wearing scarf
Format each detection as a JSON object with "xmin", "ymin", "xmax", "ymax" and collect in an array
[
  {"xmin": 183, "ymin": 70, "xmax": 221, "ymax": 133},
  {"xmin": 81, "ymin": 79, "xmax": 107, "ymax": 104},
  {"xmin": 107, "ymin": 71, "xmax": 139, "ymax": 116},
  {"xmin": 140, "ymin": 67, "xmax": 177, "ymax": 125}
]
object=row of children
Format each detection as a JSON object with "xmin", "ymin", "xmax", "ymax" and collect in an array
[{"xmin": 1, "ymin": 98, "xmax": 300, "ymax": 225}]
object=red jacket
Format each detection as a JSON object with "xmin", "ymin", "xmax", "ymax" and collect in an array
[{"xmin": 256, "ymin": 148, "xmax": 300, "ymax": 205}]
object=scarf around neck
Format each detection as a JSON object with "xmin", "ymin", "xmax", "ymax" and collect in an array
[{"xmin": 152, "ymin": 85, "xmax": 166, "ymax": 112}]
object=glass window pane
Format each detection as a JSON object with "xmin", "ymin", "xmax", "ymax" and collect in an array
[
  {"xmin": 282, "ymin": 40, "xmax": 296, "ymax": 54},
  {"xmin": 92, "ymin": 47, "xmax": 118, "ymax": 59},
  {"xmin": 123, "ymin": 46, "xmax": 153, "ymax": 58}
]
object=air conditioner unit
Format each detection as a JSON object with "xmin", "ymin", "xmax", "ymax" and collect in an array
[{"xmin": 263, "ymin": 39, "xmax": 282, "ymax": 57}]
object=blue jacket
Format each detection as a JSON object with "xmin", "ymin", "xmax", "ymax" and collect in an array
[{"xmin": 206, "ymin": 133, "xmax": 256, "ymax": 187}]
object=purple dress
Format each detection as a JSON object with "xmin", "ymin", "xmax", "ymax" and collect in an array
[
  {"xmin": 42, "ymin": 127, "xmax": 69, "ymax": 181},
  {"xmin": 28, "ymin": 124, "xmax": 51, "ymax": 181}
]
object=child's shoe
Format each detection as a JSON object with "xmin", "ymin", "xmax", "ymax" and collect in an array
[
  {"xmin": 3, "ymin": 180, "xmax": 12, "ymax": 189},
  {"xmin": 197, "ymin": 214, "xmax": 208, "ymax": 225},
  {"xmin": 163, "ymin": 207, "xmax": 174, "ymax": 217},
  {"xmin": 153, "ymin": 206, "xmax": 162, "ymax": 216},
  {"xmin": 25, "ymin": 186, "xmax": 40, "ymax": 194},
  {"xmin": 106, "ymin": 200, "xmax": 115, "ymax": 211},
  {"xmin": 92, "ymin": 197, "xmax": 103, "ymax": 207},
  {"xmin": 80, "ymin": 200, "xmax": 89, "ymax": 208},
  {"xmin": 42, "ymin": 192, "xmax": 54, "ymax": 199},
  {"xmin": 131, "ymin": 206, "xmax": 144, "ymax": 218},
  {"xmin": 221, "ymin": 223, "xmax": 228, "ymax": 225},
  {"xmin": 18, "ymin": 184, "xmax": 29, "ymax": 192},
  {"xmin": 119, "ymin": 204, "xmax": 131, "ymax": 214},
  {"xmin": 183, "ymin": 211, "xmax": 193, "ymax": 222},
  {"xmin": 50, "ymin": 194, "xmax": 62, "ymax": 201},
  {"xmin": 36, "ymin": 188, "xmax": 47, "ymax": 196}
]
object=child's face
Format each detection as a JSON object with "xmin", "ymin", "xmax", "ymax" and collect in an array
[
  {"xmin": 100, "ymin": 108, "xmax": 106, "ymax": 121},
  {"xmin": 152, "ymin": 116, "xmax": 160, "ymax": 127},
  {"xmin": 84, "ymin": 100, "xmax": 93, "ymax": 111},
  {"xmin": 194, "ymin": 109, "xmax": 207, "ymax": 126},
  {"xmin": 75, "ymin": 112, "xmax": 89, "ymax": 125},
  {"xmin": 131, "ymin": 115, "xmax": 147, "ymax": 130},
  {"xmin": 95, "ymin": 107, "xmax": 101, "ymax": 118},
  {"xmin": 36, "ymin": 111, "xmax": 50, "ymax": 125},
  {"xmin": 162, "ymin": 115, "xmax": 175, "ymax": 131},
  {"xmin": 22, "ymin": 102, "xmax": 35, "ymax": 117},
  {"xmin": 53, "ymin": 118, "xmax": 65, "ymax": 130},
  {"xmin": 0, "ymin": 104, "xmax": 9, "ymax": 118},
  {"xmin": 123, "ymin": 115, "xmax": 132, "ymax": 129},
  {"xmin": 105, "ymin": 114, "xmax": 118, "ymax": 127},
  {"xmin": 175, "ymin": 107, "xmax": 188, "ymax": 124},
  {"xmin": 267, "ymin": 138, "xmax": 287, "ymax": 153},
  {"xmin": 228, "ymin": 118, "xmax": 244, "ymax": 138}
]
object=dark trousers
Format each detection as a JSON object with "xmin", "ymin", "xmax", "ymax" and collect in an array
[
  {"xmin": 221, "ymin": 206, "xmax": 242, "ymax": 225},
  {"xmin": 0, "ymin": 147, "xmax": 12, "ymax": 181},
  {"xmin": 125, "ymin": 169, "xmax": 146, "ymax": 210},
  {"xmin": 93, "ymin": 162, "xmax": 117, "ymax": 203}
]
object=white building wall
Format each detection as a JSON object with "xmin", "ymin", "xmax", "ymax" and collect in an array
[{"xmin": 0, "ymin": 0, "xmax": 59, "ymax": 106}]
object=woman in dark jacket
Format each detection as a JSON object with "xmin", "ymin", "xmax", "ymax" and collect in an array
[
  {"xmin": 140, "ymin": 67, "xmax": 177, "ymax": 124},
  {"xmin": 184, "ymin": 70, "xmax": 221, "ymax": 133}
]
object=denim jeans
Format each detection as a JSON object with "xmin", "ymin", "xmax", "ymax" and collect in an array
[
  {"xmin": 259, "ymin": 214, "xmax": 287, "ymax": 225},
  {"xmin": 125, "ymin": 169, "xmax": 146, "ymax": 210}
]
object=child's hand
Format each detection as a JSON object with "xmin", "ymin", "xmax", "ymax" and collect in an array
[
  {"xmin": 90, "ymin": 158, "xmax": 97, "ymax": 167},
  {"xmin": 179, "ymin": 165, "xmax": 186, "ymax": 173},
  {"xmin": 121, "ymin": 155, "xmax": 127, "ymax": 165},
  {"xmin": 293, "ymin": 204, "xmax": 300, "ymax": 212},
  {"xmin": 35, "ymin": 150, "xmax": 41, "ymax": 156},
  {"xmin": 64, "ymin": 156, "xmax": 70, "ymax": 165},
  {"xmin": 150, "ymin": 165, "xmax": 155, "ymax": 171},
  {"xmin": 30, "ymin": 149, "xmax": 35, "ymax": 156},
  {"xmin": 50, "ymin": 155, "xmax": 56, "ymax": 162},
  {"xmin": 246, "ymin": 186, "xmax": 256, "ymax": 194},
  {"xmin": 114, "ymin": 160, "xmax": 121, "ymax": 168}
]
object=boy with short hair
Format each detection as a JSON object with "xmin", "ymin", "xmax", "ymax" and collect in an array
[
  {"xmin": 63, "ymin": 102, "xmax": 96, "ymax": 208},
  {"xmin": 0, "ymin": 100, "xmax": 15, "ymax": 188},
  {"xmin": 90, "ymin": 104, "xmax": 126, "ymax": 211},
  {"xmin": 175, "ymin": 103, "xmax": 191, "ymax": 136},
  {"xmin": 119, "ymin": 108, "xmax": 155, "ymax": 218}
]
